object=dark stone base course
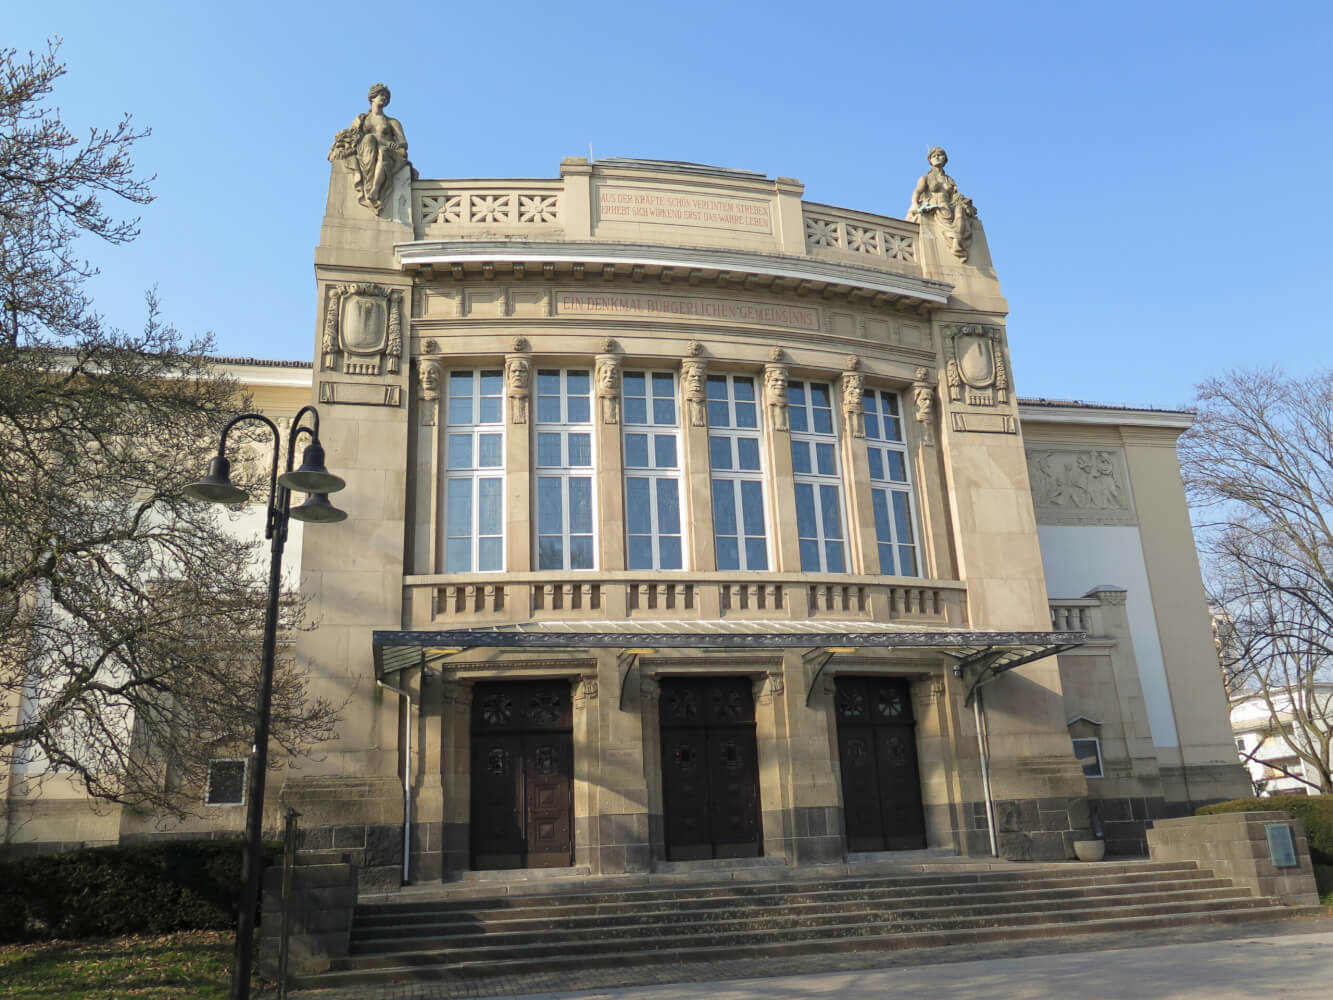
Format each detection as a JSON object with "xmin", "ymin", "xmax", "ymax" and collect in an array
[{"xmin": 297, "ymin": 822, "xmax": 405, "ymax": 890}]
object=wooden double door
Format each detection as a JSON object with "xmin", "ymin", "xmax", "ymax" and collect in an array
[
  {"xmin": 470, "ymin": 680, "xmax": 573, "ymax": 870},
  {"xmin": 659, "ymin": 676, "xmax": 762, "ymax": 861},
  {"xmin": 834, "ymin": 676, "xmax": 926, "ymax": 852}
]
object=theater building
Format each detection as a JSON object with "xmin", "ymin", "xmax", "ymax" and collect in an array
[{"xmin": 1, "ymin": 90, "xmax": 1249, "ymax": 879}]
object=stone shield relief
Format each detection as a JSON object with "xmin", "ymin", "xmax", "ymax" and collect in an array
[{"xmin": 321, "ymin": 282, "xmax": 404, "ymax": 376}]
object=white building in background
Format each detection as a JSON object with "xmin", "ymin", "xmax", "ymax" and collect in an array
[{"xmin": 1231, "ymin": 684, "xmax": 1333, "ymax": 796}]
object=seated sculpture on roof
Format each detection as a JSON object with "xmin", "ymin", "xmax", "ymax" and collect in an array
[
  {"xmin": 906, "ymin": 146, "xmax": 977, "ymax": 262},
  {"xmin": 329, "ymin": 83, "xmax": 410, "ymax": 214}
]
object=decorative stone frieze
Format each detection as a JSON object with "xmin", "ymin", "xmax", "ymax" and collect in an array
[
  {"xmin": 321, "ymin": 282, "xmax": 403, "ymax": 376},
  {"xmin": 1027, "ymin": 448, "xmax": 1135, "ymax": 526}
]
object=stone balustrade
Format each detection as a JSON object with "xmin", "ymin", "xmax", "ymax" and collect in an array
[
  {"xmin": 415, "ymin": 180, "xmax": 564, "ymax": 234},
  {"xmin": 1049, "ymin": 598, "xmax": 1097, "ymax": 633},
  {"xmin": 405, "ymin": 573, "xmax": 967, "ymax": 628},
  {"xmin": 801, "ymin": 202, "xmax": 919, "ymax": 268}
]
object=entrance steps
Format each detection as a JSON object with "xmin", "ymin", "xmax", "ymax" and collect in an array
[{"xmin": 292, "ymin": 859, "xmax": 1318, "ymax": 991}]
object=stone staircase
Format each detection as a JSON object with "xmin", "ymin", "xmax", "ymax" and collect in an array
[{"xmin": 292, "ymin": 859, "xmax": 1313, "ymax": 991}]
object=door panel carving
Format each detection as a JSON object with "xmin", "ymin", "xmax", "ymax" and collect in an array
[
  {"xmin": 470, "ymin": 680, "xmax": 573, "ymax": 869},
  {"xmin": 835, "ymin": 676, "xmax": 926, "ymax": 852},
  {"xmin": 660, "ymin": 677, "xmax": 761, "ymax": 861}
]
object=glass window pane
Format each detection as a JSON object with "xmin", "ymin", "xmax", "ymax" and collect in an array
[
  {"xmin": 816, "ymin": 442, "xmax": 836, "ymax": 476},
  {"xmin": 628, "ymin": 535, "xmax": 653, "ymax": 569},
  {"xmin": 883, "ymin": 415, "xmax": 902, "ymax": 442},
  {"xmin": 446, "ymin": 538, "xmax": 472, "ymax": 572},
  {"xmin": 824, "ymin": 541, "xmax": 845, "ymax": 573},
  {"xmin": 898, "ymin": 544, "xmax": 917, "ymax": 576},
  {"xmin": 887, "ymin": 451, "xmax": 907, "ymax": 481},
  {"xmin": 653, "ymin": 396, "xmax": 676, "ymax": 426},
  {"xmin": 480, "ymin": 371, "xmax": 502, "ymax": 395},
  {"xmin": 626, "ymin": 479, "xmax": 651, "ymax": 534},
  {"xmin": 537, "ymin": 396, "xmax": 561, "ymax": 423},
  {"xmin": 707, "ymin": 400, "xmax": 730, "ymax": 427},
  {"xmin": 625, "ymin": 396, "xmax": 648, "ymax": 424},
  {"xmin": 569, "ymin": 535, "xmax": 594, "ymax": 569},
  {"xmin": 712, "ymin": 480, "xmax": 737, "ymax": 535},
  {"xmin": 735, "ymin": 402, "xmax": 757, "ymax": 428},
  {"xmin": 892, "ymin": 491, "xmax": 915, "ymax": 544},
  {"xmin": 537, "ymin": 433, "xmax": 562, "ymax": 467},
  {"xmin": 867, "ymin": 448, "xmax": 884, "ymax": 482},
  {"xmin": 478, "ymin": 434, "xmax": 503, "ymax": 467},
  {"xmin": 733, "ymin": 377, "xmax": 755, "ymax": 401},
  {"xmin": 879, "ymin": 542, "xmax": 896, "ymax": 575},
  {"xmin": 707, "ymin": 375, "xmax": 729, "ymax": 399},
  {"xmin": 479, "ymin": 396, "xmax": 501, "ymax": 424},
  {"xmin": 740, "ymin": 481, "xmax": 766, "ymax": 534},
  {"xmin": 538, "ymin": 537, "xmax": 563, "ymax": 570},
  {"xmin": 795, "ymin": 483, "xmax": 817, "ymax": 538},
  {"xmin": 447, "ymin": 396, "xmax": 472, "ymax": 425},
  {"xmin": 788, "ymin": 402, "xmax": 808, "ymax": 433},
  {"xmin": 810, "ymin": 383, "xmax": 830, "ymax": 408},
  {"xmin": 447, "ymin": 434, "xmax": 472, "ymax": 469},
  {"xmin": 820, "ymin": 485, "xmax": 843, "ymax": 538},
  {"xmin": 656, "ymin": 479, "xmax": 680, "ymax": 534},
  {"xmin": 478, "ymin": 537, "xmax": 502, "ymax": 571},
  {"xmin": 709, "ymin": 436, "xmax": 733, "ymax": 470},
  {"xmin": 477, "ymin": 478, "xmax": 502, "ymax": 535},
  {"xmin": 652, "ymin": 372, "xmax": 674, "ymax": 396},
  {"xmin": 883, "ymin": 393, "xmax": 900, "ymax": 416},
  {"xmin": 446, "ymin": 479, "xmax": 472, "ymax": 536},
  {"xmin": 736, "ymin": 437, "xmax": 760, "ymax": 471},
  {"xmin": 654, "ymin": 435, "xmax": 677, "ymax": 468},
  {"xmin": 537, "ymin": 370, "xmax": 561, "ymax": 394},
  {"xmin": 791, "ymin": 440, "xmax": 812, "ymax": 475},
  {"xmin": 623, "ymin": 371, "xmax": 645, "ymax": 397},
  {"xmin": 569, "ymin": 477, "xmax": 592, "ymax": 532},
  {"xmin": 813, "ymin": 407, "xmax": 833, "ymax": 435},
  {"xmin": 566, "ymin": 371, "xmax": 590, "ymax": 396},
  {"xmin": 567, "ymin": 396, "xmax": 590, "ymax": 425},
  {"xmin": 744, "ymin": 538, "xmax": 768, "ymax": 571},
  {"xmin": 865, "ymin": 411, "xmax": 881, "ymax": 440},
  {"xmin": 658, "ymin": 535, "xmax": 682, "ymax": 570},
  {"xmin": 716, "ymin": 536, "xmax": 740, "ymax": 571},
  {"xmin": 872, "ymin": 489, "xmax": 891, "ymax": 544},
  {"xmin": 568, "ymin": 433, "xmax": 592, "ymax": 466},
  {"xmin": 789, "ymin": 382, "xmax": 806, "ymax": 408},
  {"xmin": 625, "ymin": 433, "xmax": 650, "ymax": 468},
  {"xmin": 799, "ymin": 539, "xmax": 820, "ymax": 571},
  {"xmin": 538, "ymin": 478, "xmax": 562, "ymax": 533}
]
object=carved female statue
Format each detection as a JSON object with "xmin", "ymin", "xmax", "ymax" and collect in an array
[
  {"xmin": 906, "ymin": 146, "xmax": 977, "ymax": 262},
  {"xmin": 329, "ymin": 83, "xmax": 409, "ymax": 214},
  {"xmin": 764, "ymin": 365, "xmax": 789, "ymax": 432}
]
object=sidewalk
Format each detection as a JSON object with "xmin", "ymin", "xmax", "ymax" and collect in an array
[{"xmin": 290, "ymin": 913, "xmax": 1332, "ymax": 1000}]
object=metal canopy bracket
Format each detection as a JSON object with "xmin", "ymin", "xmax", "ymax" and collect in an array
[
  {"xmin": 803, "ymin": 649, "xmax": 837, "ymax": 707},
  {"xmin": 949, "ymin": 643, "xmax": 1084, "ymax": 706},
  {"xmin": 617, "ymin": 651, "xmax": 641, "ymax": 711}
]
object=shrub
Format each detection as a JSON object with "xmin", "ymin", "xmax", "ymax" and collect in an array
[
  {"xmin": 0, "ymin": 840, "xmax": 280, "ymax": 943},
  {"xmin": 1197, "ymin": 796, "xmax": 1333, "ymax": 866}
]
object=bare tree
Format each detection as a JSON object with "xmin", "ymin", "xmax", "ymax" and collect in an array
[
  {"xmin": 1181, "ymin": 370, "xmax": 1333, "ymax": 794},
  {"xmin": 0, "ymin": 43, "xmax": 338, "ymax": 816}
]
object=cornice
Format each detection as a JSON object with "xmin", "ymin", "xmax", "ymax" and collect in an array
[
  {"xmin": 394, "ymin": 239, "xmax": 953, "ymax": 309},
  {"xmin": 1018, "ymin": 402, "xmax": 1194, "ymax": 431}
]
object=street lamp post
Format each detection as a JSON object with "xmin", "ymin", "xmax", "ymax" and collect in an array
[{"xmin": 185, "ymin": 404, "xmax": 346, "ymax": 1000}]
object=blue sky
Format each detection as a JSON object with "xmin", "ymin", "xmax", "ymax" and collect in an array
[{"xmin": 9, "ymin": 1, "xmax": 1331, "ymax": 409}]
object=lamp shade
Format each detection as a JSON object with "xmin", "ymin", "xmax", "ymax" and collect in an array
[
  {"xmin": 278, "ymin": 441, "xmax": 345, "ymax": 494},
  {"xmin": 289, "ymin": 492, "xmax": 348, "ymax": 524},
  {"xmin": 183, "ymin": 455, "xmax": 248, "ymax": 504}
]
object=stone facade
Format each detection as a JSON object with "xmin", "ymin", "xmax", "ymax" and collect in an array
[{"xmin": 1, "ymin": 104, "xmax": 1249, "ymax": 874}]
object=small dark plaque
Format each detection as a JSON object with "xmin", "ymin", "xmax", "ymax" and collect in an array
[{"xmin": 1266, "ymin": 823, "xmax": 1298, "ymax": 868}]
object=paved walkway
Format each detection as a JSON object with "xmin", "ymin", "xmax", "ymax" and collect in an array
[{"xmin": 289, "ymin": 913, "xmax": 1333, "ymax": 1000}]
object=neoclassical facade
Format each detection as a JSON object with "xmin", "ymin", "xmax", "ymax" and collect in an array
[{"xmin": 1, "ymin": 92, "xmax": 1249, "ymax": 879}]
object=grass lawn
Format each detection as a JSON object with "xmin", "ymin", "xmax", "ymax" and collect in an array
[{"xmin": 0, "ymin": 930, "xmax": 240, "ymax": 999}]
